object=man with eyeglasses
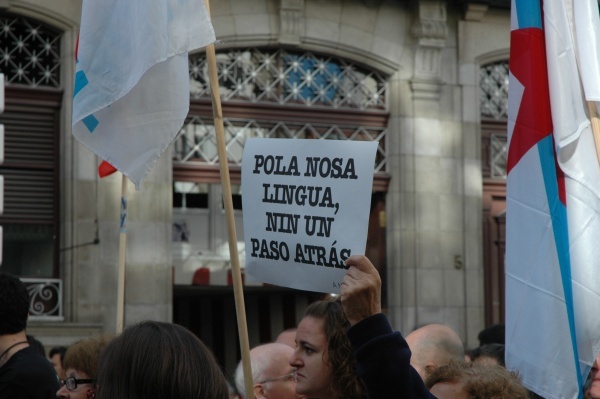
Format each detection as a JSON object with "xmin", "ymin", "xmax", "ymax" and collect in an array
[
  {"xmin": 0, "ymin": 272, "xmax": 61, "ymax": 398},
  {"xmin": 234, "ymin": 342, "xmax": 304, "ymax": 399}
]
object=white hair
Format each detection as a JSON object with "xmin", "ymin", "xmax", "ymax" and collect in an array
[{"xmin": 235, "ymin": 343, "xmax": 292, "ymax": 399}]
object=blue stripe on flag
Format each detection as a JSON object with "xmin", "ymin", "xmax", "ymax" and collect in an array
[
  {"xmin": 73, "ymin": 70, "xmax": 89, "ymax": 97},
  {"xmin": 82, "ymin": 114, "xmax": 99, "ymax": 133},
  {"xmin": 516, "ymin": 0, "xmax": 543, "ymax": 30},
  {"xmin": 537, "ymin": 136, "xmax": 583, "ymax": 395},
  {"xmin": 120, "ymin": 197, "xmax": 127, "ymax": 233}
]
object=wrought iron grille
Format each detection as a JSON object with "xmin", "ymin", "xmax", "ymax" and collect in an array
[
  {"xmin": 0, "ymin": 12, "xmax": 62, "ymax": 87},
  {"xmin": 174, "ymin": 117, "xmax": 387, "ymax": 172},
  {"xmin": 189, "ymin": 48, "xmax": 387, "ymax": 109},
  {"xmin": 490, "ymin": 133, "xmax": 507, "ymax": 179},
  {"xmin": 21, "ymin": 278, "xmax": 63, "ymax": 321},
  {"xmin": 480, "ymin": 61, "xmax": 508, "ymax": 120}
]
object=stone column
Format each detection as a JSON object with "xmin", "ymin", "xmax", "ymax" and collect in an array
[
  {"xmin": 386, "ymin": 0, "xmax": 471, "ymax": 341},
  {"xmin": 69, "ymin": 151, "xmax": 173, "ymax": 333}
]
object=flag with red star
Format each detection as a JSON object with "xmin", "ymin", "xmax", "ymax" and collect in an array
[
  {"xmin": 506, "ymin": 1, "xmax": 600, "ymax": 398},
  {"xmin": 72, "ymin": 0, "xmax": 215, "ymax": 189}
]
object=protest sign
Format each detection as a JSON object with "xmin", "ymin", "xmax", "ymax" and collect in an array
[{"xmin": 242, "ymin": 138, "xmax": 377, "ymax": 293}]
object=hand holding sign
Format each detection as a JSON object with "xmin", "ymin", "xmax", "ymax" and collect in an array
[
  {"xmin": 340, "ymin": 255, "xmax": 382, "ymax": 326},
  {"xmin": 242, "ymin": 138, "xmax": 377, "ymax": 293}
]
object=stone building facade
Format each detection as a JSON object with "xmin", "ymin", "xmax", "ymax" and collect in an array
[{"xmin": 0, "ymin": 0, "xmax": 510, "ymax": 377}]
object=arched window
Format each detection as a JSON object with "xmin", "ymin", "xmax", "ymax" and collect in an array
[
  {"xmin": 0, "ymin": 11, "xmax": 63, "ymax": 279},
  {"xmin": 480, "ymin": 59, "xmax": 508, "ymax": 325},
  {"xmin": 480, "ymin": 60, "xmax": 508, "ymax": 179},
  {"xmin": 173, "ymin": 48, "xmax": 389, "ymax": 187},
  {"xmin": 171, "ymin": 48, "xmax": 390, "ymax": 283},
  {"xmin": 172, "ymin": 48, "xmax": 392, "ymax": 376}
]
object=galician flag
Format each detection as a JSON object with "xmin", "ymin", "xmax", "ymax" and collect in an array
[
  {"xmin": 506, "ymin": 1, "xmax": 600, "ymax": 398},
  {"xmin": 72, "ymin": 0, "xmax": 215, "ymax": 188}
]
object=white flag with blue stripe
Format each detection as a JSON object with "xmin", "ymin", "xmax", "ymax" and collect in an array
[
  {"xmin": 72, "ymin": 0, "xmax": 215, "ymax": 188},
  {"xmin": 506, "ymin": 1, "xmax": 600, "ymax": 398}
]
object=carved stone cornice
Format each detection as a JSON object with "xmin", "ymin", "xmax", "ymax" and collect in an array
[
  {"xmin": 462, "ymin": 2, "xmax": 489, "ymax": 21},
  {"xmin": 410, "ymin": 1, "xmax": 448, "ymax": 99},
  {"xmin": 411, "ymin": 19, "xmax": 448, "ymax": 47},
  {"xmin": 457, "ymin": 0, "xmax": 510, "ymax": 19},
  {"xmin": 279, "ymin": 0, "xmax": 304, "ymax": 45}
]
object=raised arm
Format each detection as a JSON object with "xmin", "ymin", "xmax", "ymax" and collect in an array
[{"xmin": 340, "ymin": 255, "xmax": 437, "ymax": 399}]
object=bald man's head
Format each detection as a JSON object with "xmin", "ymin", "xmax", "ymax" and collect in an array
[
  {"xmin": 275, "ymin": 328, "xmax": 297, "ymax": 348},
  {"xmin": 406, "ymin": 324, "xmax": 465, "ymax": 381},
  {"xmin": 234, "ymin": 343, "xmax": 298, "ymax": 399}
]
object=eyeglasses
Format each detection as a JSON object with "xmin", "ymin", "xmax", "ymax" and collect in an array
[
  {"xmin": 259, "ymin": 371, "xmax": 296, "ymax": 384},
  {"xmin": 60, "ymin": 377, "xmax": 95, "ymax": 391}
]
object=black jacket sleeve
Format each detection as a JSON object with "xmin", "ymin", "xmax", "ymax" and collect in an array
[{"xmin": 347, "ymin": 313, "xmax": 437, "ymax": 399}]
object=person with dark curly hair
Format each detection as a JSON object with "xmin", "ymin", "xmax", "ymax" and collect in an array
[
  {"xmin": 289, "ymin": 298, "xmax": 366, "ymax": 399},
  {"xmin": 425, "ymin": 361, "xmax": 529, "ymax": 399}
]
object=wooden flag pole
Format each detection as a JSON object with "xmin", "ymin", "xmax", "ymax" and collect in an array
[
  {"xmin": 203, "ymin": 1, "xmax": 253, "ymax": 398},
  {"xmin": 116, "ymin": 174, "xmax": 127, "ymax": 333},
  {"xmin": 587, "ymin": 101, "xmax": 600, "ymax": 161}
]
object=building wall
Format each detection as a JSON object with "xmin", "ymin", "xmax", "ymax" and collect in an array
[
  {"xmin": 3, "ymin": 0, "xmax": 511, "ymax": 351},
  {"xmin": 2, "ymin": 0, "xmax": 174, "ymax": 335},
  {"xmin": 458, "ymin": 6, "xmax": 510, "ymax": 346}
]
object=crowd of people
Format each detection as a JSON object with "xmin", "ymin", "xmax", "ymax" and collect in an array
[{"xmin": 1, "ymin": 257, "xmax": 600, "ymax": 399}]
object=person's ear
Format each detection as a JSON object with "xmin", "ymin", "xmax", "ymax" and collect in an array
[{"xmin": 253, "ymin": 383, "xmax": 265, "ymax": 399}]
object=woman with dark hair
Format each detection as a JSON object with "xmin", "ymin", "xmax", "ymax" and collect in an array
[
  {"xmin": 95, "ymin": 320, "xmax": 228, "ymax": 399},
  {"xmin": 289, "ymin": 298, "xmax": 366, "ymax": 399}
]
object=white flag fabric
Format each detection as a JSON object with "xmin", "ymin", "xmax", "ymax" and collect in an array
[
  {"xmin": 506, "ymin": 1, "xmax": 600, "ymax": 398},
  {"xmin": 72, "ymin": 0, "xmax": 215, "ymax": 188},
  {"xmin": 547, "ymin": 1, "xmax": 600, "ymax": 389},
  {"xmin": 574, "ymin": 0, "xmax": 600, "ymax": 101}
]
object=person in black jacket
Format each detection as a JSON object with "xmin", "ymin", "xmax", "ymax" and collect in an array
[
  {"xmin": 0, "ymin": 272, "xmax": 60, "ymax": 399},
  {"xmin": 340, "ymin": 256, "xmax": 533, "ymax": 399},
  {"xmin": 340, "ymin": 255, "xmax": 436, "ymax": 399}
]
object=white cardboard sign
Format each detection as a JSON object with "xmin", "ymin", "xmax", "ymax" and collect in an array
[{"xmin": 242, "ymin": 138, "xmax": 377, "ymax": 293}]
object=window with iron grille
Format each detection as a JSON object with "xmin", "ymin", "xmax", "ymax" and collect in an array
[
  {"xmin": 175, "ymin": 48, "xmax": 390, "ymax": 186},
  {"xmin": 0, "ymin": 11, "xmax": 61, "ymax": 88},
  {"xmin": 480, "ymin": 60, "xmax": 508, "ymax": 180},
  {"xmin": 0, "ymin": 11, "xmax": 62, "ymax": 278},
  {"xmin": 188, "ymin": 48, "xmax": 387, "ymax": 109},
  {"xmin": 480, "ymin": 59, "xmax": 509, "ymax": 326},
  {"xmin": 172, "ymin": 48, "xmax": 390, "ymax": 276}
]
